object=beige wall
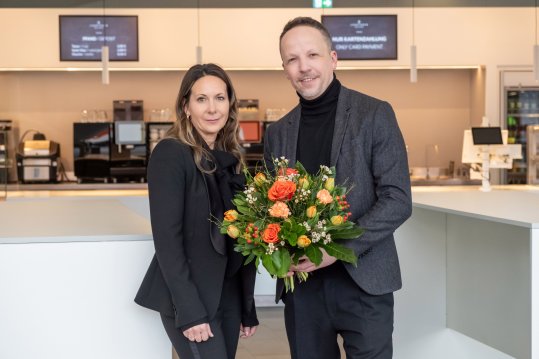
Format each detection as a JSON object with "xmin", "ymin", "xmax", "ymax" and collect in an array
[
  {"xmin": 0, "ymin": 69, "xmax": 477, "ymax": 171},
  {"xmin": 3, "ymin": 6, "xmax": 532, "ymax": 175}
]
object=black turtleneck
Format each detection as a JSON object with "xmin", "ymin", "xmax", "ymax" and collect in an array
[{"xmin": 296, "ymin": 75, "xmax": 341, "ymax": 175}]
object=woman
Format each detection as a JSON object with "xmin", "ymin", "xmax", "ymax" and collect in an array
[{"xmin": 135, "ymin": 63, "xmax": 258, "ymax": 359}]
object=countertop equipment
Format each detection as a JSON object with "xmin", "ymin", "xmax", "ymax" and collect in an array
[
  {"xmin": 16, "ymin": 132, "xmax": 60, "ymax": 183},
  {"xmin": 0, "ymin": 119, "xmax": 19, "ymax": 183}
]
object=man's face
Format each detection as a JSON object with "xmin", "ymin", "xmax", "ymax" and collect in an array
[{"xmin": 280, "ymin": 25, "xmax": 337, "ymax": 100}]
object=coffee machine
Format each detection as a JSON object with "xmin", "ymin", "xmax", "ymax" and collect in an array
[
  {"xmin": 110, "ymin": 100, "xmax": 146, "ymax": 182},
  {"xmin": 73, "ymin": 122, "xmax": 112, "ymax": 182},
  {"xmin": 73, "ymin": 100, "xmax": 147, "ymax": 183}
]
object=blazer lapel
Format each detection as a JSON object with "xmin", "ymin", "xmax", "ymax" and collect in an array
[
  {"xmin": 330, "ymin": 88, "xmax": 352, "ymax": 167},
  {"xmin": 284, "ymin": 106, "xmax": 301, "ymax": 166}
]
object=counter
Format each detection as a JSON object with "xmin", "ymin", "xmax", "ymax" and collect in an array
[
  {"xmin": 1, "ymin": 186, "xmax": 538, "ymax": 359},
  {"xmin": 393, "ymin": 185, "xmax": 539, "ymax": 359}
]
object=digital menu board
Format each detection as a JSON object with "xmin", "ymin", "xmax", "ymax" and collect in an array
[
  {"xmin": 322, "ymin": 15, "xmax": 397, "ymax": 60},
  {"xmin": 59, "ymin": 15, "xmax": 139, "ymax": 61}
]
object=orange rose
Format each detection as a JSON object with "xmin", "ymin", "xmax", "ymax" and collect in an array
[
  {"xmin": 269, "ymin": 201, "xmax": 290, "ymax": 218},
  {"xmin": 224, "ymin": 209, "xmax": 238, "ymax": 222},
  {"xmin": 262, "ymin": 223, "xmax": 281, "ymax": 244},
  {"xmin": 316, "ymin": 189, "xmax": 333, "ymax": 204},
  {"xmin": 278, "ymin": 167, "xmax": 299, "ymax": 176},
  {"xmin": 268, "ymin": 180, "xmax": 297, "ymax": 202}
]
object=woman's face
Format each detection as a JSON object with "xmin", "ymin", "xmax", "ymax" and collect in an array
[{"xmin": 185, "ymin": 75, "xmax": 230, "ymax": 148}]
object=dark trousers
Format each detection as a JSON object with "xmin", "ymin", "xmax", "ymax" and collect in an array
[
  {"xmin": 283, "ymin": 262, "xmax": 394, "ymax": 359},
  {"xmin": 160, "ymin": 275, "xmax": 241, "ymax": 359}
]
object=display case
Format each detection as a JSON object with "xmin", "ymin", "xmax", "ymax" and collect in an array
[
  {"xmin": 504, "ymin": 88, "xmax": 539, "ymax": 184},
  {"xmin": 527, "ymin": 125, "xmax": 539, "ymax": 185}
]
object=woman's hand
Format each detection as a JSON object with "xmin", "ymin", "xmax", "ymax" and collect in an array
[
  {"xmin": 183, "ymin": 323, "xmax": 214, "ymax": 342},
  {"xmin": 240, "ymin": 324, "xmax": 257, "ymax": 338}
]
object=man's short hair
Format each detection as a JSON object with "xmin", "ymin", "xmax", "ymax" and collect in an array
[{"xmin": 279, "ymin": 16, "xmax": 333, "ymax": 52}]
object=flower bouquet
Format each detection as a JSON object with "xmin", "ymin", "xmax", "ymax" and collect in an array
[{"xmin": 220, "ymin": 157, "xmax": 364, "ymax": 292}]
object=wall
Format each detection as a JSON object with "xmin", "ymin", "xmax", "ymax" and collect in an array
[
  {"xmin": 2, "ymin": 6, "xmax": 533, "ymax": 174},
  {"xmin": 0, "ymin": 69, "xmax": 476, "ymax": 171}
]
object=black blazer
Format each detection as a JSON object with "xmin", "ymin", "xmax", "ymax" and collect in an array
[
  {"xmin": 265, "ymin": 86, "xmax": 412, "ymax": 299},
  {"xmin": 135, "ymin": 138, "xmax": 258, "ymax": 329}
]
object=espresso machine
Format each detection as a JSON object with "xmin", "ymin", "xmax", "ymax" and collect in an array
[{"xmin": 110, "ymin": 100, "xmax": 146, "ymax": 182}]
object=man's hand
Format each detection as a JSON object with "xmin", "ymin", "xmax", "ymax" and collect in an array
[
  {"xmin": 240, "ymin": 324, "xmax": 258, "ymax": 338},
  {"xmin": 289, "ymin": 248, "xmax": 337, "ymax": 273},
  {"xmin": 183, "ymin": 323, "xmax": 214, "ymax": 342}
]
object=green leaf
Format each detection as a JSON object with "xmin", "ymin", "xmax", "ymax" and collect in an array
[
  {"xmin": 330, "ymin": 227, "xmax": 364, "ymax": 240},
  {"xmin": 237, "ymin": 205, "xmax": 254, "ymax": 216},
  {"xmin": 287, "ymin": 233, "xmax": 298, "ymax": 246},
  {"xmin": 272, "ymin": 250, "xmax": 291, "ymax": 278},
  {"xmin": 244, "ymin": 253, "xmax": 256, "ymax": 265},
  {"xmin": 305, "ymin": 245, "xmax": 323, "ymax": 266},
  {"xmin": 262, "ymin": 255, "xmax": 276, "ymax": 276},
  {"xmin": 323, "ymin": 242, "xmax": 357, "ymax": 266}
]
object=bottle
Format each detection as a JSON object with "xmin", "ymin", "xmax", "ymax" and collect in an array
[{"xmin": 507, "ymin": 116, "xmax": 517, "ymax": 144}]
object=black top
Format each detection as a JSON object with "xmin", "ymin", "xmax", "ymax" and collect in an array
[
  {"xmin": 296, "ymin": 75, "xmax": 341, "ymax": 175},
  {"xmin": 207, "ymin": 149, "xmax": 245, "ymax": 276}
]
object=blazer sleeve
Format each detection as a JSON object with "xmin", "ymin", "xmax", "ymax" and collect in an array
[
  {"xmin": 147, "ymin": 139, "xmax": 208, "ymax": 329},
  {"xmin": 348, "ymin": 101, "xmax": 412, "ymax": 255}
]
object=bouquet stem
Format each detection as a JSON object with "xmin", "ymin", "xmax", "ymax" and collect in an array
[{"xmin": 283, "ymin": 271, "xmax": 310, "ymax": 292}]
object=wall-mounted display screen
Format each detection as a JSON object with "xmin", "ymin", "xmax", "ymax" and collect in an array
[
  {"xmin": 321, "ymin": 15, "xmax": 397, "ymax": 60},
  {"xmin": 59, "ymin": 15, "xmax": 139, "ymax": 61}
]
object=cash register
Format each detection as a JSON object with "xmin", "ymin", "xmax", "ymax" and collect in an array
[{"xmin": 16, "ymin": 132, "xmax": 60, "ymax": 183}]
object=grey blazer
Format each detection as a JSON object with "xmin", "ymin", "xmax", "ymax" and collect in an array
[{"xmin": 264, "ymin": 85, "xmax": 412, "ymax": 297}]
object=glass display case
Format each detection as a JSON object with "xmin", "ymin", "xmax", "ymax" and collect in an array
[{"xmin": 504, "ymin": 88, "xmax": 539, "ymax": 184}]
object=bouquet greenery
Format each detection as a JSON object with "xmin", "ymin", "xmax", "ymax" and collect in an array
[{"xmin": 220, "ymin": 157, "xmax": 364, "ymax": 292}]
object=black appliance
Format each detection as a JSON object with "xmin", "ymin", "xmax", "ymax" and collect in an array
[
  {"xmin": 110, "ymin": 120, "xmax": 146, "ymax": 182},
  {"xmin": 0, "ymin": 120, "xmax": 18, "ymax": 183},
  {"xmin": 113, "ymin": 100, "xmax": 143, "ymax": 122},
  {"xmin": 73, "ymin": 122, "xmax": 112, "ymax": 182},
  {"xmin": 74, "ymin": 120, "xmax": 149, "ymax": 183}
]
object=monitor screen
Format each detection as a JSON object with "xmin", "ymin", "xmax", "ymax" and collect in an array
[
  {"xmin": 321, "ymin": 15, "xmax": 397, "ymax": 60},
  {"xmin": 114, "ymin": 121, "xmax": 145, "ymax": 145},
  {"xmin": 471, "ymin": 127, "xmax": 503, "ymax": 145},
  {"xmin": 59, "ymin": 15, "xmax": 139, "ymax": 61}
]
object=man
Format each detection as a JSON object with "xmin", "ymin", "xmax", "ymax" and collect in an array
[{"xmin": 263, "ymin": 17, "xmax": 412, "ymax": 359}]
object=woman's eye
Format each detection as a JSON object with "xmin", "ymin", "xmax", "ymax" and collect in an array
[
  {"xmin": 197, "ymin": 97, "xmax": 206, "ymax": 102},
  {"xmin": 217, "ymin": 96, "xmax": 226, "ymax": 101}
]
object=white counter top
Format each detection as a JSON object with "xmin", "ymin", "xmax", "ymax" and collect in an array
[
  {"xmin": 0, "ymin": 191, "xmax": 151, "ymax": 244},
  {"xmin": 412, "ymin": 185, "xmax": 539, "ymax": 228}
]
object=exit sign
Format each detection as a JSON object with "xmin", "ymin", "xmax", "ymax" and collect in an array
[{"xmin": 313, "ymin": 0, "xmax": 333, "ymax": 8}]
